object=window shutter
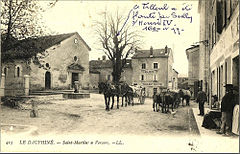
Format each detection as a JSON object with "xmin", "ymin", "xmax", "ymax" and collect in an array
[
  {"xmin": 216, "ymin": 0, "xmax": 223, "ymax": 33},
  {"xmin": 226, "ymin": 0, "xmax": 231, "ymax": 19}
]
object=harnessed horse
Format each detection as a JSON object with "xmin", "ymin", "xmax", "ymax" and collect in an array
[{"xmin": 153, "ymin": 89, "xmax": 181, "ymax": 113}]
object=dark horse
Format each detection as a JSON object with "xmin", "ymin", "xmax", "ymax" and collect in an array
[
  {"xmin": 119, "ymin": 82, "xmax": 134, "ymax": 107},
  {"xmin": 153, "ymin": 90, "xmax": 180, "ymax": 113},
  {"xmin": 98, "ymin": 82, "xmax": 112, "ymax": 111},
  {"xmin": 179, "ymin": 89, "xmax": 191, "ymax": 106},
  {"xmin": 99, "ymin": 82, "xmax": 128, "ymax": 110}
]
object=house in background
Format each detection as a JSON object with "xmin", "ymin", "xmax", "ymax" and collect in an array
[
  {"xmin": 2, "ymin": 32, "xmax": 91, "ymax": 96},
  {"xmin": 89, "ymin": 56, "xmax": 132, "ymax": 86},
  {"xmin": 178, "ymin": 77, "xmax": 188, "ymax": 90},
  {"xmin": 131, "ymin": 46, "xmax": 176, "ymax": 97},
  {"xmin": 172, "ymin": 68, "xmax": 179, "ymax": 90},
  {"xmin": 186, "ymin": 45, "xmax": 201, "ymax": 99}
]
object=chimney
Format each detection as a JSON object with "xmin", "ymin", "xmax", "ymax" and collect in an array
[
  {"xmin": 102, "ymin": 55, "xmax": 106, "ymax": 60},
  {"xmin": 150, "ymin": 46, "xmax": 153, "ymax": 57},
  {"xmin": 98, "ymin": 57, "xmax": 100, "ymax": 60},
  {"xmin": 165, "ymin": 45, "xmax": 168, "ymax": 54}
]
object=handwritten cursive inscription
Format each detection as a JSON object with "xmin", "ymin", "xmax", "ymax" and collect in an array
[{"xmin": 118, "ymin": 2, "xmax": 193, "ymax": 35}]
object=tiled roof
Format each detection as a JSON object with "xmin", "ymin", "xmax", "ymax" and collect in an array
[
  {"xmin": 132, "ymin": 47, "xmax": 171, "ymax": 59},
  {"xmin": 2, "ymin": 32, "xmax": 90, "ymax": 61},
  {"xmin": 90, "ymin": 59, "xmax": 132, "ymax": 69}
]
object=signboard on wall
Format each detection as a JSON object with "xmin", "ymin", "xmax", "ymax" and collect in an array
[
  {"xmin": 142, "ymin": 82, "xmax": 163, "ymax": 86},
  {"xmin": 141, "ymin": 70, "xmax": 158, "ymax": 74}
]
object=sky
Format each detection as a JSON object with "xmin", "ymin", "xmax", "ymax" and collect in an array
[{"xmin": 41, "ymin": 0, "xmax": 200, "ymax": 77}]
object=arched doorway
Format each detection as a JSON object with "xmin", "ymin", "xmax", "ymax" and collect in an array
[{"xmin": 45, "ymin": 72, "xmax": 51, "ymax": 89}]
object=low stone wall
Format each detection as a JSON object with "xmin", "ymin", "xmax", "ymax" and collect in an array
[{"xmin": 62, "ymin": 93, "xmax": 90, "ymax": 99}]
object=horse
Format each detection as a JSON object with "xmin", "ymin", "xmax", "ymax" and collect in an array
[
  {"xmin": 98, "ymin": 82, "xmax": 111, "ymax": 111},
  {"xmin": 170, "ymin": 90, "xmax": 182, "ymax": 108},
  {"xmin": 180, "ymin": 89, "xmax": 191, "ymax": 106},
  {"xmin": 153, "ymin": 89, "xmax": 180, "ymax": 113},
  {"xmin": 119, "ymin": 82, "xmax": 134, "ymax": 107},
  {"xmin": 108, "ymin": 82, "xmax": 121, "ymax": 109},
  {"xmin": 178, "ymin": 89, "xmax": 185, "ymax": 106},
  {"xmin": 98, "ymin": 81, "xmax": 121, "ymax": 110},
  {"xmin": 162, "ymin": 90, "xmax": 175, "ymax": 113},
  {"xmin": 153, "ymin": 92, "xmax": 163, "ymax": 112}
]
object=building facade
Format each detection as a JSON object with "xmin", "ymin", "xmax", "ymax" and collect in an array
[
  {"xmin": 89, "ymin": 46, "xmax": 178, "ymax": 97},
  {"xmin": 186, "ymin": 45, "xmax": 201, "ymax": 98},
  {"xmin": 89, "ymin": 56, "xmax": 133, "ymax": 85},
  {"xmin": 199, "ymin": 0, "xmax": 239, "ymax": 106},
  {"xmin": 2, "ymin": 32, "xmax": 91, "ymax": 96},
  {"xmin": 131, "ymin": 46, "xmax": 176, "ymax": 97},
  {"xmin": 172, "ymin": 69, "xmax": 179, "ymax": 90}
]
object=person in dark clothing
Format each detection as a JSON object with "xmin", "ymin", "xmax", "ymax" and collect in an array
[
  {"xmin": 216, "ymin": 84, "xmax": 236, "ymax": 135},
  {"xmin": 196, "ymin": 87, "xmax": 207, "ymax": 116}
]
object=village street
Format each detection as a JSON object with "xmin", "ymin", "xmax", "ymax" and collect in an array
[
  {"xmin": 1, "ymin": 93, "xmax": 199, "ymax": 137},
  {"xmin": 1, "ymin": 93, "xmax": 239, "ymax": 153}
]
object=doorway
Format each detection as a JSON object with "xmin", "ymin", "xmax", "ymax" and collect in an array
[
  {"xmin": 72, "ymin": 73, "xmax": 79, "ymax": 88},
  {"xmin": 45, "ymin": 71, "xmax": 51, "ymax": 89},
  {"xmin": 232, "ymin": 56, "xmax": 239, "ymax": 87}
]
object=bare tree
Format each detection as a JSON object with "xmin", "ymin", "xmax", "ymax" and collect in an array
[
  {"xmin": 1, "ymin": 0, "xmax": 58, "ymax": 61},
  {"xmin": 95, "ymin": 10, "xmax": 141, "ymax": 83}
]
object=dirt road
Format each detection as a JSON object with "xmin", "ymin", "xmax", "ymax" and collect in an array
[{"xmin": 1, "ymin": 93, "xmax": 199, "ymax": 137}]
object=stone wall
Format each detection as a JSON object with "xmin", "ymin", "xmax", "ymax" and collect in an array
[
  {"xmin": 2, "ymin": 60, "xmax": 30, "ymax": 96},
  {"xmin": 89, "ymin": 73, "xmax": 99, "ymax": 89}
]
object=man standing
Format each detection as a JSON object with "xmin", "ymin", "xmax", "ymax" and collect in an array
[
  {"xmin": 196, "ymin": 87, "xmax": 207, "ymax": 116},
  {"xmin": 217, "ymin": 84, "xmax": 235, "ymax": 135}
]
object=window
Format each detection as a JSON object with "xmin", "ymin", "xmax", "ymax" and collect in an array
[
  {"xmin": 142, "ymin": 63, "xmax": 146, "ymax": 69},
  {"xmin": 140, "ymin": 75, "xmax": 145, "ymax": 81},
  {"xmin": 74, "ymin": 56, "xmax": 78, "ymax": 62},
  {"xmin": 4, "ymin": 67, "xmax": 7, "ymax": 75},
  {"xmin": 107, "ymin": 75, "xmax": 111, "ymax": 80},
  {"xmin": 2, "ymin": 67, "xmax": 8, "ymax": 77},
  {"xmin": 225, "ymin": 62, "xmax": 227, "ymax": 84},
  {"xmin": 153, "ymin": 62, "xmax": 158, "ymax": 69},
  {"xmin": 15, "ymin": 65, "xmax": 22, "ymax": 77},
  {"xmin": 214, "ymin": 16, "xmax": 216, "ymax": 44},
  {"xmin": 212, "ymin": 23, "xmax": 215, "ymax": 48},
  {"xmin": 74, "ymin": 38, "xmax": 78, "ymax": 44},
  {"xmin": 153, "ymin": 74, "xmax": 157, "ymax": 81},
  {"xmin": 209, "ymin": 24, "xmax": 211, "ymax": 50},
  {"xmin": 17, "ymin": 67, "xmax": 20, "ymax": 77},
  {"xmin": 46, "ymin": 63, "xmax": 50, "ymax": 68}
]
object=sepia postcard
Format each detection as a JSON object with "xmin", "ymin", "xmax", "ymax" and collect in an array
[{"xmin": 0, "ymin": 0, "xmax": 239, "ymax": 153}]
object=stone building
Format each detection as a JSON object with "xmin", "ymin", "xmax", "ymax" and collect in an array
[
  {"xmin": 186, "ymin": 45, "xmax": 201, "ymax": 98},
  {"xmin": 89, "ymin": 56, "xmax": 132, "ymax": 85},
  {"xmin": 178, "ymin": 77, "xmax": 188, "ymax": 90},
  {"xmin": 198, "ymin": 0, "xmax": 239, "ymax": 106},
  {"xmin": 172, "ymin": 68, "xmax": 179, "ymax": 90},
  {"xmin": 131, "ymin": 46, "xmax": 176, "ymax": 97},
  {"xmin": 2, "ymin": 32, "xmax": 91, "ymax": 96}
]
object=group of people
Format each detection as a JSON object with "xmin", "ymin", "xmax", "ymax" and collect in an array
[
  {"xmin": 197, "ymin": 84, "xmax": 239, "ymax": 136},
  {"xmin": 216, "ymin": 84, "xmax": 239, "ymax": 135}
]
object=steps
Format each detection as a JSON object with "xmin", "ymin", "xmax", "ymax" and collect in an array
[
  {"xmin": 30, "ymin": 89, "xmax": 91, "ymax": 99},
  {"xmin": 30, "ymin": 90, "xmax": 74, "ymax": 96}
]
